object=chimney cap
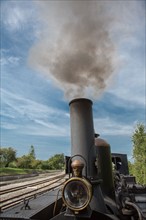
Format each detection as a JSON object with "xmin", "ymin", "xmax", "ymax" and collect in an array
[{"xmin": 69, "ymin": 98, "xmax": 92, "ymax": 106}]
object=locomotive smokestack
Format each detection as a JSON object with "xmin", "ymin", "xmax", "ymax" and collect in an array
[
  {"xmin": 69, "ymin": 98, "xmax": 97, "ymax": 177},
  {"xmin": 69, "ymin": 98, "xmax": 107, "ymax": 213}
]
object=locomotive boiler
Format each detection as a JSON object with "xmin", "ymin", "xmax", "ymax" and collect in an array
[{"xmin": 0, "ymin": 98, "xmax": 146, "ymax": 220}]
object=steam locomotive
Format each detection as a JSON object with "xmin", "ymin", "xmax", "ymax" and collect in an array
[{"xmin": 0, "ymin": 98, "xmax": 146, "ymax": 220}]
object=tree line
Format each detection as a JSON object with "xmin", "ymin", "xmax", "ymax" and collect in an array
[
  {"xmin": 129, "ymin": 123, "xmax": 146, "ymax": 185},
  {"xmin": 0, "ymin": 123, "xmax": 145, "ymax": 185},
  {"xmin": 0, "ymin": 145, "xmax": 65, "ymax": 170}
]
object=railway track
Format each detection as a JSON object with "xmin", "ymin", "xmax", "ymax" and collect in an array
[{"xmin": 0, "ymin": 173, "xmax": 65, "ymax": 211}]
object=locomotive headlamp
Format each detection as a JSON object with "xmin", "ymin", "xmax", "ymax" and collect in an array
[
  {"xmin": 62, "ymin": 177, "xmax": 92, "ymax": 212},
  {"xmin": 62, "ymin": 159, "xmax": 92, "ymax": 213}
]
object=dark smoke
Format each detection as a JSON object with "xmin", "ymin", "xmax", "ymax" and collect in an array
[{"xmin": 29, "ymin": 1, "xmax": 118, "ymax": 100}]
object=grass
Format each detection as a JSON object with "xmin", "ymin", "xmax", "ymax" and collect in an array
[
  {"xmin": 0, "ymin": 167, "xmax": 59, "ymax": 176},
  {"xmin": 0, "ymin": 167, "xmax": 34, "ymax": 176}
]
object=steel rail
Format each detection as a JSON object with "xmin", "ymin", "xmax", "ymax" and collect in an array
[
  {"xmin": 0, "ymin": 175, "xmax": 65, "ymax": 211},
  {"xmin": 0, "ymin": 173, "xmax": 65, "ymax": 195}
]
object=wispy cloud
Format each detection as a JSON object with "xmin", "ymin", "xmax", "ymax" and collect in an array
[
  {"xmin": 94, "ymin": 117, "xmax": 136, "ymax": 136},
  {"xmin": 1, "ymin": 1, "xmax": 34, "ymax": 31},
  {"xmin": 108, "ymin": 67, "xmax": 145, "ymax": 107},
  {"xmin": 1, "ymin": 0, "xmax": 41, "ymax": 46},
  {"xmin": 1, "ymin": 89, "xmax": 70, "ymax": 137},
  {"xmin": 0, "ymin": 49, "xmax": 21, "ymax": 66},
  {"xmin": 100, "ymin": 1, "xmax": 145, "ymax": 107}
]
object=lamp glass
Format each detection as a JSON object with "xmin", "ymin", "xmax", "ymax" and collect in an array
[{"xmin": 63, "ymin": 180, "xmax": 89, "ymax": 209}]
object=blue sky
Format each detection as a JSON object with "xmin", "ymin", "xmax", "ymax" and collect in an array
[{"xmin": 0, "ymin": 0, "xmax": 145, "ymax": 160}]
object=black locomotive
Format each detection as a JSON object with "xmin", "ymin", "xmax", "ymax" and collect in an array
[{"xmin": 0, "ymin": 98, "xmax": 146, "ymax": 220}]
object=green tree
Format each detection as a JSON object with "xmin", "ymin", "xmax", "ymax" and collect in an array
[
  {"xmin": 29, "ymin": 145, "xmax": 36, "ymax": 159},
  {"xmin": 17, "ymin": 146, "xmax": 36, "ymax": 169},
  {"xmin": 41, "ymin": 160, "xmax": 50, "ymax": 170},
  {"xmin": 48, "ymin": 154, "xmax": 65, "ymax": 170},
  {"xmin": 31, "ymin": 159, "xmax": 42, "ymax": 169},
  {"xmin": 17, "ymin": 155, "xmax": 32, "ymax": 169},
  {"xmin": 128, "ymin": 161, "xmax": 134, "ymax": 175},
  {"xmin": 0, "ymin": 147, "xmax": 16, "ymax": 167},
  {"xmin": 132, "ymin": 123, "xmax": 146, "ymax": 185}
]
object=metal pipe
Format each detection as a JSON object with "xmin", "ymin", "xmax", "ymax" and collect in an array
[{"xmin": 125, "ymin": 200, "xmax": 143, "ymax": 220}]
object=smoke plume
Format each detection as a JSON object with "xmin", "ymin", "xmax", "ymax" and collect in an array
[{"xmin": 29, "ymin": 1, "xmax": 118, "ymax": 100}]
